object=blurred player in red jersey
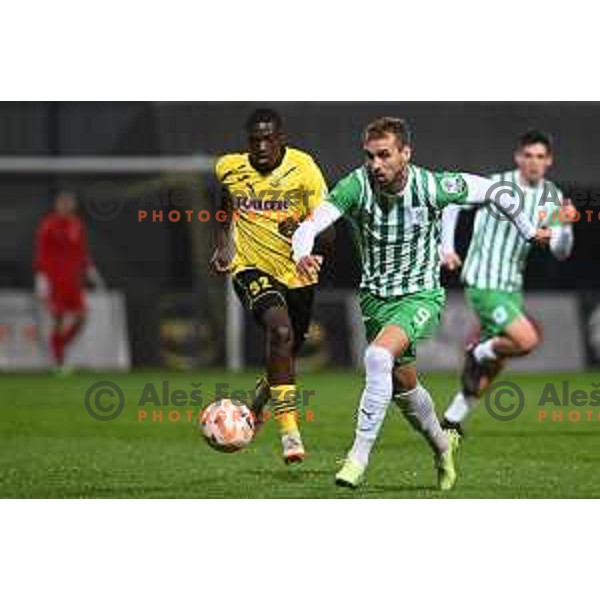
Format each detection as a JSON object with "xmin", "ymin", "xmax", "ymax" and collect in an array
[{"xmin": 34, "ymin": 192, "xmax": 104, "ymax": 372}]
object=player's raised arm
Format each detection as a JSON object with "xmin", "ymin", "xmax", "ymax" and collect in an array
[
  {"xmin": 436, "ymin": 172, "xmax": 550, "ymax": 247},
  {"xmin": 463, "ymin": 174, "xmax": 542, "ymax": 242}
]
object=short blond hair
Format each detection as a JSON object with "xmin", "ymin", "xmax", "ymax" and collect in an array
[{"xmin": 364, "ymin": 117, "xmax": 411, "ymax": 148}]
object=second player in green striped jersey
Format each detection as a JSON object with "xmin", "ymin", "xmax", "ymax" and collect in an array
[
  {"xmin": 446, "ymin": 171, "xmax": 566, "ymax": 292},
  {"xmin": 442, "ymin": 129, "xmax": 575, "ymax": 438}
]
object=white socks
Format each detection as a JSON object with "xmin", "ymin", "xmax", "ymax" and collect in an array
[
  {"xmin": 348, "ymin": 345, "xmax": 452, "ymax": 468},
  {"xmin": 444, "ymin": 391, "xmax": 478, "ymax": 424},
  {"xmin": 394, "ymin": 385, "xmax": 449, "ymax": 456},
  {"xmin": 473, "ymin": 339, "xmax": 498, "ymax": 363},
  {"xmin": 349, "ymin": 346, "xmax": 395, "ymax": 468}
]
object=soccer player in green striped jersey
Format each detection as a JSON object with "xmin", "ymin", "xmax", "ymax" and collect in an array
[
  {"xmin": 292, "ymin": 118, "xmax": 551, "ymax": 490},
  {"xmin": 441, "ymin": 130, "xmax": 575, "ymax": 433}
]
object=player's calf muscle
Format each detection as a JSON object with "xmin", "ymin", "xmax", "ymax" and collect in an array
[
  {"xmin": 262, "ymin": 308, "xmax": 295, "ymax": 384},
  {"xmin": 475, "ymin": 359, "xmax": 506, "ymax": 396}
]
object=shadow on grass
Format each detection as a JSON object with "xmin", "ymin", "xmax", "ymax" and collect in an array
[
  {"xmin": 478, "ymin": 429, "xmax": 600, "ymax": 439},
  {"xmin": 245, "ymin": 468, "xmax": 333, "ymax": 484},
  {"xmin": 245, "ymin": 468, "xmax": 443, "ymax": 497},
  {"xmin": 355, "ymin": 483, "xmax": 438, "ymax": 496}
]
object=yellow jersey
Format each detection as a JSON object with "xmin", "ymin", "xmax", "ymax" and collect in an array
[{"xmin": 215, "ymin": 147, "xmax": 327, "ymax": 289}]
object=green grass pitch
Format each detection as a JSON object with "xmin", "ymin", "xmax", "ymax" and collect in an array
[{"xmin": 1, "ymin": 370, "xmax": 599, "ymax": 498}]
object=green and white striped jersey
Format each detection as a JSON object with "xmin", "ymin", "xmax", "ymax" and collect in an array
[
  {"xmin": 462, "ymin": 171, "xmax": 563, "ymax": 292},
  {"xmin": 328, "ymin": 164, "xmax": 472, "ymax": 298}
]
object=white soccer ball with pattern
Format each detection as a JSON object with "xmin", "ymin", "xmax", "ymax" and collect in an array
[{"xmin": 199, "ymin": 399, "xmax": 255, "ymax": 453}]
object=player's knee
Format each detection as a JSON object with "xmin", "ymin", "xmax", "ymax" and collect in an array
[
  {"xmin": 269, "ymin": 324, "xmax": 294, "ymax": 352},
  {"xmin": 516, "ymin": 326, "xmax": 540, "ymax": 355},
  {"xmin": 364, "ymin": 346, "xmax": 395, "ymax": 377}
]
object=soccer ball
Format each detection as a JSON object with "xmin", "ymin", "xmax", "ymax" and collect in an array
[{"xmin": 199, "ymin": 399, "xmax": 255, "ymax": 453}]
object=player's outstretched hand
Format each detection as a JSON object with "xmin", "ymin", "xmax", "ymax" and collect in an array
[
  {"xmin": 296, "ymin": 255, "xmax": 323, "ymax": 280},
  {"xmin": 441, "ymin": 250, "xmax": 463, "ymax": 273},
  {"xmin": 210, "ymin": 247, "xmax": 232, "ymax": 275},
  {"xmin": 561, "ymin": 198, "xmax": 578, "ymax": 223},
  {"xmin": 532, "ymin": 228, "xmax": 552, "ymax": 248}
]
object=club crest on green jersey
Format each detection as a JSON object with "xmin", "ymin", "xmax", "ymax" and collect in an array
[{"xmin": 439, "ymin": 174, "xmax": 468, "ymax": 198}]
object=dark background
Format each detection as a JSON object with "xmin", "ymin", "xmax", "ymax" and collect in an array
[{"xmin": 1, "ymin": 102, "xmax": 598, "ymax": 364}]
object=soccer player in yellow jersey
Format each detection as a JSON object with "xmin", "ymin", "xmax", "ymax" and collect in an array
[{"xmin": 211, "ymin": 108, "xmax": 329, "ymax": 464}]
